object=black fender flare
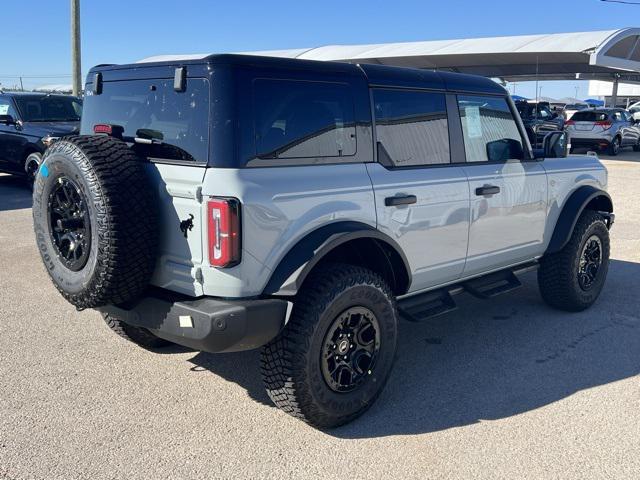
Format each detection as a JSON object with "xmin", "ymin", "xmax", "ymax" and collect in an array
[
  {"xmin": 262, "ymin": 221, "xmax": 411, "ymax": 296},
  {"xmin": 546, "ymin": 185, "xmax": 613, "ymax": 254}
]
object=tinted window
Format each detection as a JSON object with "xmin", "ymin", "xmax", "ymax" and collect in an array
[
  {"xmin": 516, "ymin": 102, "xmax": 552, "ymax": 119},
  {"xmin": 14, "ymin": 95, "xmax": 82, "ymax": 122},
  {"xmin": 571, "ymin": 111, "xmax": 609, "ymax": 122},
  {"xmin": 373, "ymin": 89, "xmax": 449, "ymax": 167},
  {"xmin": 253, "ymin": 79, "xmax": 356, "ymax": 159},
  {"xmin": 81, "ymin": 78, "xmax": 209, "ymax": 162},
  {"xmin": 0, "ymin": 98, "xmax": 18, "ymax": 118},
  {"xmin": 458, "ymin": 95, "xmax": 524, "ymax": 162}
]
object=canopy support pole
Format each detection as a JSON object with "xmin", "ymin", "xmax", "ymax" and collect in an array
[{"xmin": 611, "ymin": 75, "xmax": 620, "ymax": 108}]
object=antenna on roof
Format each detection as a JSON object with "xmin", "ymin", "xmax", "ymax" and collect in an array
[{"xmin": 535, "ymin": 55, "xmax": 540, "ymax": 125}]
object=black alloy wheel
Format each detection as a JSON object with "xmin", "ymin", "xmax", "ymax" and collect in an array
[
  {"xmin": 578, "ymin": 235, "xmax": 603, "ymax": 291},
  {"xmin": 48, "ymin": 176, "xmax": 91, "ymax": 272},
  {"xmin": 321, "ymin": 306, "xmax": 381, "ymax": 393}
]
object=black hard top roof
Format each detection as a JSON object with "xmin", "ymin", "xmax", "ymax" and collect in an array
[{"xmin": 90, "ymin": 54, "xmax": 507, "ymax": 95}]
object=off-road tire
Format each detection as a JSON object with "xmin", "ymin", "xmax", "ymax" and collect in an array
[
  {"xmin": 102, "ymin": 312, "xmax": 171, "ymax": 349},
  {"xmin": 32, "ymin": 136, "xmax": 158, "ymax": 310},
  {"xmin": 261, "ymin": 263, "xmax": 398, "ymax": 428},
  {"xmin": 538, "ymin": 210, "xmax": 610, "ymax": 311}
]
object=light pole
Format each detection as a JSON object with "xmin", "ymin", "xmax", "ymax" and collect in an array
[{"xmin": 71, "ymin": 0, "xmax": 82, "ymax": 96}]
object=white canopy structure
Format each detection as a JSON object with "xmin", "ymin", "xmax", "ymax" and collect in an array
[{"xmin": 139, "ymin": 29, "xmax": 640, "ymax": 105}]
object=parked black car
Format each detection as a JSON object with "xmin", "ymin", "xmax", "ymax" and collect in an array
[
  {"xmin": 515, "ymin": 100, "xmax": 565, "ymax": 147},
  {"xmin": 0, "ymin": 92, "xmax": 82, "ymax": 182}
]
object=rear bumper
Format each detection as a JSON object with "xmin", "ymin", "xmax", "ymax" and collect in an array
[
  {"xmin": 569, "ymin": 136, "xmax": 612, "ymax": 149},
  {"xmin": 98, "ymin": 292, "xmax": 289, "ymax": 353}
]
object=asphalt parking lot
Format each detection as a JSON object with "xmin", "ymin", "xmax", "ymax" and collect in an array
[{"xmin": 1, "ymin": 152, "xmax": 639, "ymax": 479}]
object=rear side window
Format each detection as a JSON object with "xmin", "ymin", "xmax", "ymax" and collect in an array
[
  {"xmin": 253, "ymin": 79, "xmax": 356, "ymax": 159},
  {"xmin": 81, "ymin": 78, "xmax": 209, "ymax": 163},
  {"xmin": 571, "ymin": 111, "xmax": 608, "ymax": 122},
  {"xmin": 457, "ymin": 95, "xmax": 524, "ymax": 162},
  {"xmin": 373, "ymin": 89, "xmax": 450, "ymax": 167}
]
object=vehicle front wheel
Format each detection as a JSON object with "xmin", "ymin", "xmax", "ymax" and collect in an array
[
  {"xmin": 538, "ymin": 210, "xmax": 610, "ymax": 312},
  {"xmin": 24, "ymin": 152, "xmax": 42, "ymax": 187},
  {"xmin": 261, "ymin": 263, "xmax": 398, "ymax": 428}
]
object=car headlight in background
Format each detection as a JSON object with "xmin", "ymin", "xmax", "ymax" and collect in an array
[{"xmin": 42, "ymin": 135, "xmax": 59, "ymax": 147}]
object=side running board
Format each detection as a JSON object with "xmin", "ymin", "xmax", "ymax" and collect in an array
[
  {"xmin": 397, "ymin": 263, "xmax": 536, "ymax": 322},
  {"xmin": 398, "ymin": 289, "xmax": 457, "ymax": 322},
  {"xmin": 463, "ymin": 270, "xmax": 522, "ymax": 299}
]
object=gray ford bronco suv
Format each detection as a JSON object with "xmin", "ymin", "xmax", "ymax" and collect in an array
[{"xmin": 32, "ymin": 54, "xmax": 614, "ymax": 428}]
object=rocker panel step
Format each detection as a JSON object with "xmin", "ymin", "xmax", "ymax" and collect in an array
[
  {"xmin": 463, "ymin": 270, "xmax": 522, "ymax": 299},
  {"xmin": 398, "ymin": 289, "xmax": 458, "ymax": 322}
]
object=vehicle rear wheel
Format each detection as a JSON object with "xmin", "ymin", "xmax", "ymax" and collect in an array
[
  {"xmin": 538, "ymin": 210, "xmax": 610, "ymax": 312},
  {"xmin": 607, "ymin": 136, "xmax": 621, "ymax": 156},
  {"xmin": 32, "ymin": 136, "xmax": 158, "ymax": 310},
  {"xmin": 261, "ymin": 263, "xmax": 398, "ymax": 428},
  {"xmin": 102, "ymin": 312, "xmax": 172, "ymax": 349}
]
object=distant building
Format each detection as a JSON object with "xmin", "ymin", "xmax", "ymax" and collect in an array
[
  {"xmin": 588, "ymin": 81, "xmax": 640, "ymax": 107},
  {"xmin": 33, "ymin": 84, "xmax": 74, "ymax": 94}
]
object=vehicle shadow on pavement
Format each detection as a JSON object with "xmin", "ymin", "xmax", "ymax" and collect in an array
[
  {"xmin": 574, "ymin": 148, "xmax": 640, "ymax": 163},
  {"xmin": 186, "ymin": 260, "xmax": 640, "ymax": 437},
  {"xmin": 0, "ymin": 174, "xmax": 32, "ymax": 211}
]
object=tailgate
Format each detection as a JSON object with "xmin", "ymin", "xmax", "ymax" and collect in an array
[
  {"xmin": 147, "ymin": 163, "xmax": 206, "ymax": 296},
  {"xmin": 574, "ymin": 122, "xmax": 595, "ymax": 131}
]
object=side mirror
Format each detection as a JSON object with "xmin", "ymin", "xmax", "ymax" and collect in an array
[
  {"xmin": 0, "ymin": 114, "xmax": 16, "ymax": 125},
  {"xmin": 486, "ymin": 138, "xmax": 524, "ymax": 162},
  {"xmin": 539, "ymin": 131, "xmax": 569, "ymax": 159}
]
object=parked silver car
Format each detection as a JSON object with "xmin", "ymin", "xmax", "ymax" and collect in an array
[{"xmin": 566, "ymin": 108, "xmax": 640, "ymax": 155}]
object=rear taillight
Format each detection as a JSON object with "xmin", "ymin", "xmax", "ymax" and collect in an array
[
  {"xmin": 208, "ymin": 198, "xmax": 241, "ymax": 268},
  {"xmin": 595, "ymin": 121, "xmax": 612, "ymax": 130},
  {"xmin": 565, "ymin": 120, "xmax": 575, "ymax": 126}
]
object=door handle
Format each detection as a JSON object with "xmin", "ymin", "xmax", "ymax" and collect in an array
[
  {"xmin": 475, "ymin": 185, "xmax": 500, "ymax": 196},
  {"xmin": 385, "ymin": 195, "xmax": 417, "ymax": 206}
]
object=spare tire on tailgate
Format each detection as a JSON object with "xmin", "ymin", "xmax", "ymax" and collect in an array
[{"xmin": 32, "ymin": 135, "xmax": 158, "ymax": 310}]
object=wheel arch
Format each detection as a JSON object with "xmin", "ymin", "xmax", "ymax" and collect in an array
[
  {"xmin": 262, "ymin": 221, "xmax": 411, "ymax": 297},
  {"xmin": 546, "ymin": 185, "xmax": 613, "ymax": 254}
]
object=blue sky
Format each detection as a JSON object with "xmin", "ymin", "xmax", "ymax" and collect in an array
[{"xmin": 2, "ymin": 0, "xmax": 638, "ymax": 98}]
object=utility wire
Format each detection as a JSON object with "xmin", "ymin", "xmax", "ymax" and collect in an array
[
  {"xmin": 0, "ymin": 74, "xmax": 72, "ymax": 78},
  {"xmin": 600, "ymin": 0, "xmax": 640, "ymax": 4}
]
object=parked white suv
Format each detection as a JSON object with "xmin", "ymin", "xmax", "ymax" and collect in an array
[{"xmin": 32, "ymin": 54, "xmax": 614, "ymax": 428}]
